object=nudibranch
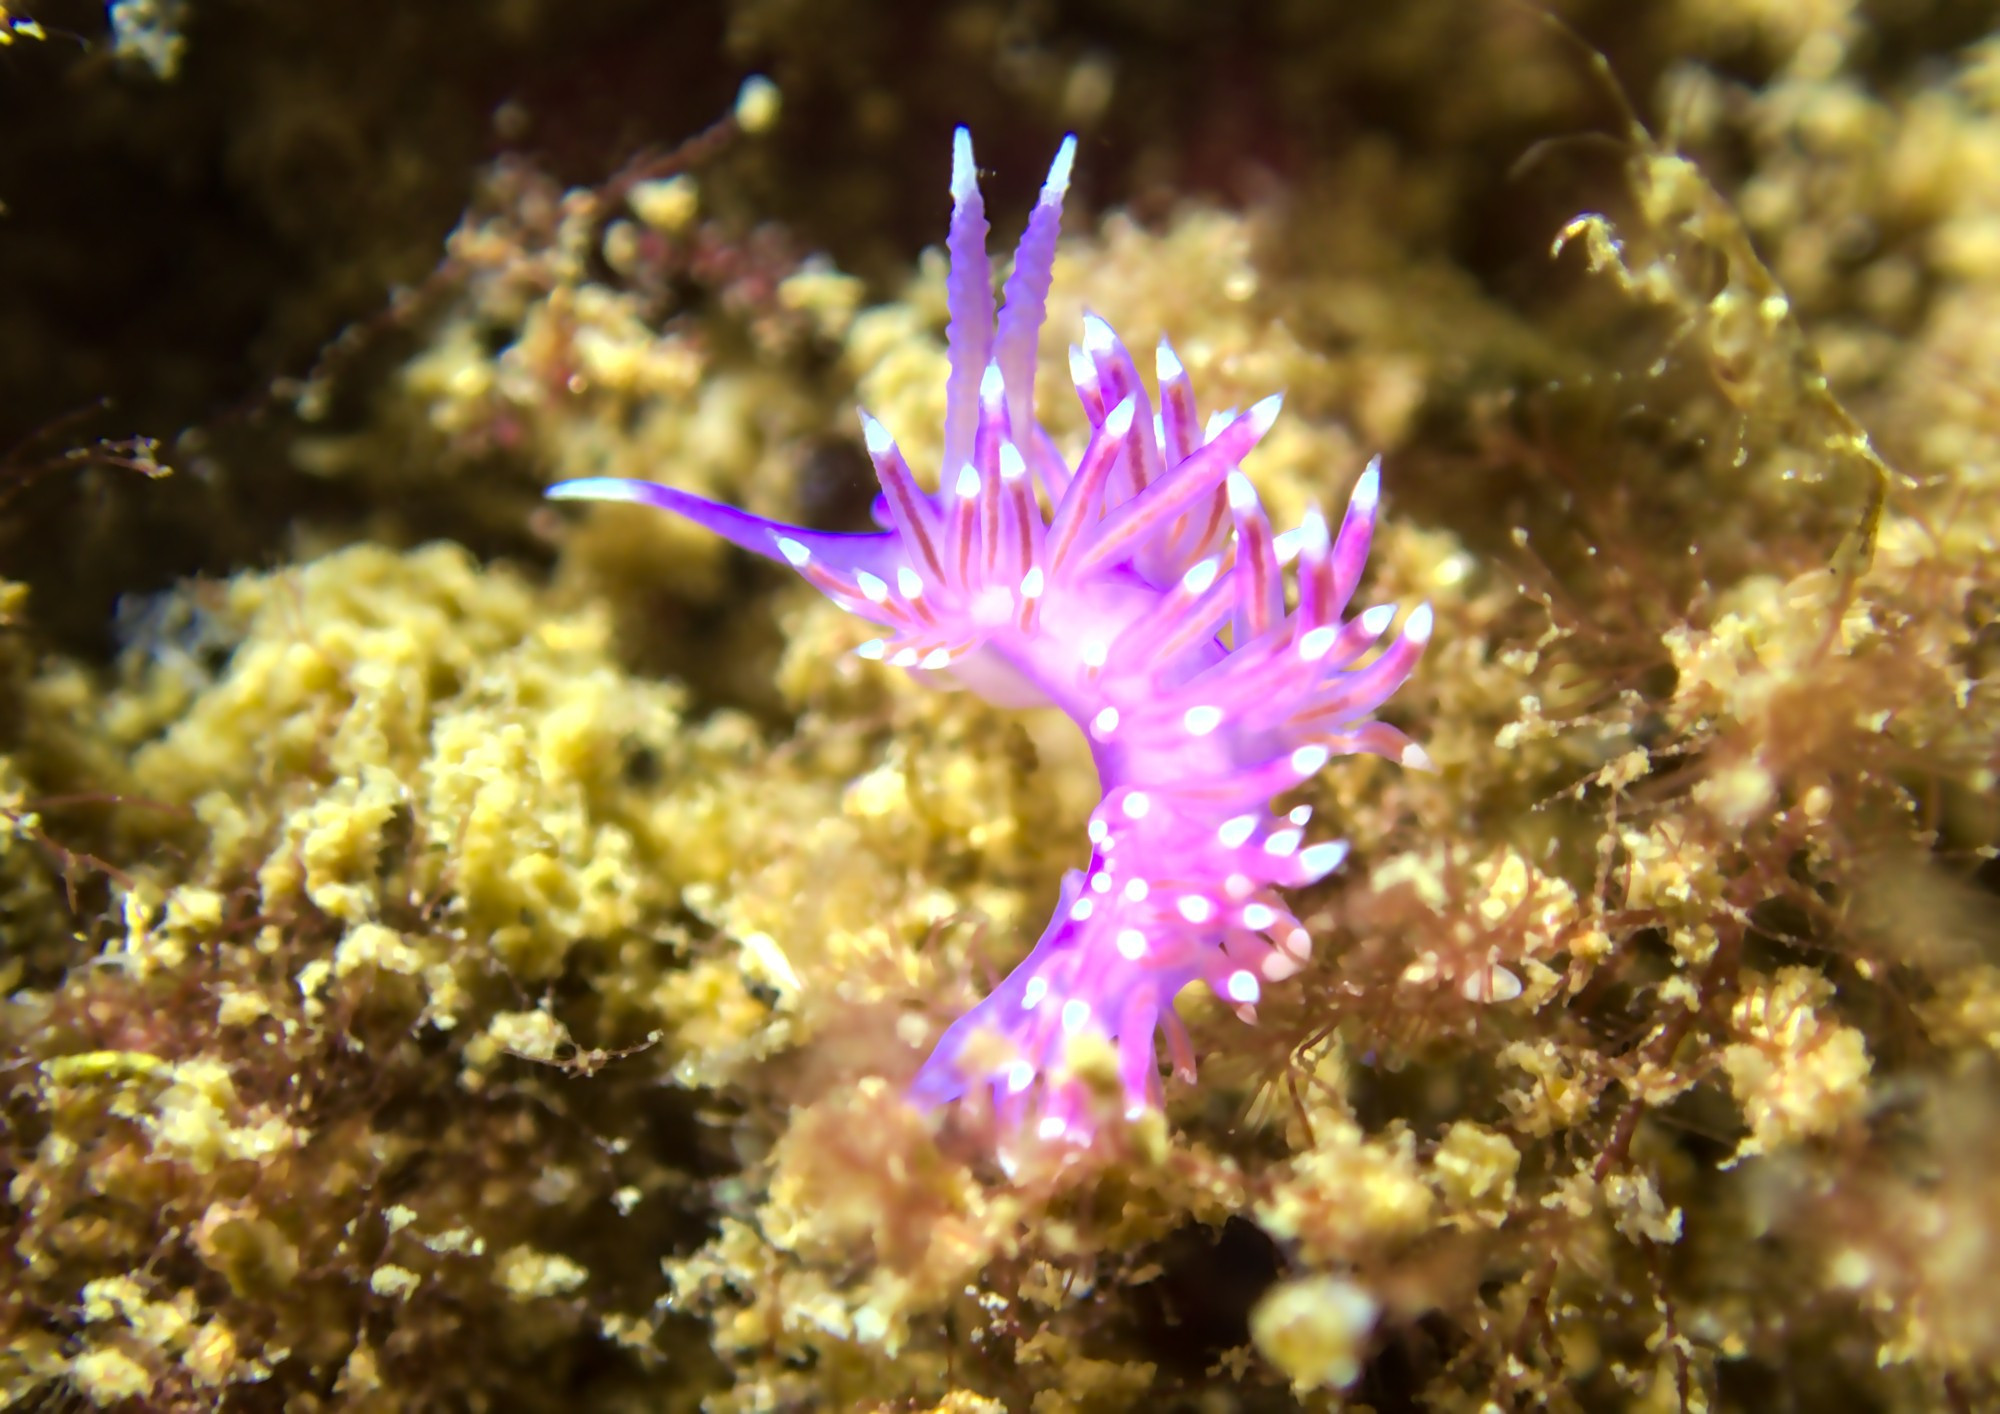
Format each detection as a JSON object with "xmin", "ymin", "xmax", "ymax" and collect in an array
[{"xmin": 550, "ymin": 130, "xmax": 1433, "ymax": 1140}]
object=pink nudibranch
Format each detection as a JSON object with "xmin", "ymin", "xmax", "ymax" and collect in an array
[{"xmin": 550, "ymin": 129, "xmax": 1443, "ymax": 1141}]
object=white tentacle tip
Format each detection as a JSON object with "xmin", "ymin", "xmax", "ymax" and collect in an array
[
  {"xmin": 1298, "ymin": 506, "xmax": 1330, "ymax": 554},
  {"xmin": 1297, "ymin": 626, "xmax": 1338, "ymax": 662},
  {"xmin": 1298, "ymin": 841, "xmax": 1349, "ymax": 880},
  {"xmin": 980, "ymin": 361, "xmax": 1006, "ymax": 405},
  {"xmin": 1246, "ymin": 392, "xmax": 1283, "ymax": 436},
  {"xmin": 859, "ymin": 410, "xmax": 893, "ymax": 456},
  {"xmin": 1102, "ymin": 394, "xmax": 1137, "ymax": 437},
  {"xmin": 1350, "ymin": 461, "xmax": 1381, "ymax": 514},
  {"xmin": 1401, "ymin": 742, "xmax": 1437, "ymax": 772},
  {"xmin": 1156, "ymin": 340, "xmax": 1185, "ymax": 383},
  {"xmin": 775, "ymin": 536, "xmax": 811, "ymax": 567},
  {"xmin": 1082, "ymin": 311, "xmax": 1117, "ymax": 354},
  {"xmin": 950, "ymin": 127, "xmax": 977, "ymax": 199},
  {"xmin": 1406, "ymin": 603, "xmax": 1435, "ymax": 644},
  {"xmin": 1043, "ymin": 134, "xmax": 1077, "ymax": 199},
  {"xmin": 547, "ymin": 477, "xmax": 646, "ymax": 504}
]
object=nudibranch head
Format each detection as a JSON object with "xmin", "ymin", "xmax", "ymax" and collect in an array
[{"xmin": 550, "ymin": 129, "xmax": 1436, "ymax": 1143}]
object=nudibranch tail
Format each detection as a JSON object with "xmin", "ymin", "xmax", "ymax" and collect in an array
[{"xmin": 549, "ymin": 129, "xmax": 1438, "ymax": 1142}]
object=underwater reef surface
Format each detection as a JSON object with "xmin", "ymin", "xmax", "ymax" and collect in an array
[{"xmin": 2, "ymin": 0, "xmax": 1999, "ymax": 1409}]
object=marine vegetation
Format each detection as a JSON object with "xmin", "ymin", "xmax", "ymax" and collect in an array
[{"xmin": 550, "ymin": 130, "xmax": 1447, "ymax": 1144}]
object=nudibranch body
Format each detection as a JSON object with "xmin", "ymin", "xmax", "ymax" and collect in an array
[{"xmin": 551, "ymin": 130, "xmax": 1432, "ymax": 1140}]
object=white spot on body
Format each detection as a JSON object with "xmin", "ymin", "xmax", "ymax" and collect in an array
[
  {"xmin": 1226, "ymin": 970, "xmax": 1261, "ymax": 1004},
  {"xmin": 1183, "ymin": 704, "xmax": 1224, "ymax": 736},
  {"xmin": 1060, "ymin": 998, "xmax": 1091, "ymax": 1035},
  {"xmin": 1182, "ymin": 557, "xmax": 1221, "ymax": 596},
  {"xmin": 973, "ymin": 586, "xmax": 1015, "ymax": 624},
  {"xmin": 1263, "ymin": 829, "xmax": 1301, "ymax": 857},
  {"xmin": 1116, "ymin": 929, "xmax": 1148, "ymax": 961},
  {"xmin": 1022, "ymin": 976, "xmax": 1049, "ymax": 1010},
  {"xmin": 1298, "ymin": 626, "xmax": 1338, "ymax": 662}
]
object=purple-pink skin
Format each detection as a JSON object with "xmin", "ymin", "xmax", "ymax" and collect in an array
[{"xmin": 550, "ymin": 129, "xmax": 1434, "ymax": 1143}]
